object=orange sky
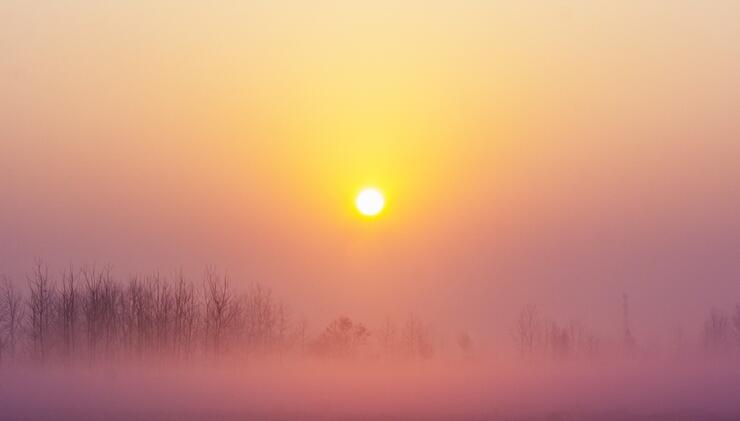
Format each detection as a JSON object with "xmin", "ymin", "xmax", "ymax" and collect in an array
[{"xmin": 2, "ymin": 1, "xmax": 740, "ymax": 341}]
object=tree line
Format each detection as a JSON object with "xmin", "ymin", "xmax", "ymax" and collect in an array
[
  {"xmin": 512, "ymin": 302, "xmax": 740, "ymax": 361},
  {"xmin": 9, "ymin": 263, "xmax": 736, "ymax": 366},
  {"xmin": 0, "ymin": 262, "xmax": 437, "ymax": 365},
  {"xmin": 512, "ymin": 304, "xmax": 600, "ymax": 361}
]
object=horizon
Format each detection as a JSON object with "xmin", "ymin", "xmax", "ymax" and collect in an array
[{"xmin": 2, "ymin": 1, "xmax": 740, "ymax": 420}]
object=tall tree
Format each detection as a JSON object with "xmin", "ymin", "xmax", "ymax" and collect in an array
[{"xmin": 28, "ymin": 262, "xmax": 55, "ymax": 362}]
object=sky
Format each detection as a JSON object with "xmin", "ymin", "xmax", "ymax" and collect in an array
[{"xmin": 2, "ymin": 1, "xmax": 740, "ymax": 343}]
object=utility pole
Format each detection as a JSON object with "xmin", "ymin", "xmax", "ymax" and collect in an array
[{"xmin": 622, "ymin": 293, "xmax": 635, "ymax": 349}]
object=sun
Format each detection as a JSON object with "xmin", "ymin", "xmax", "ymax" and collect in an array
[{"xmin": 355, "ymin": 188, "xmax": 385, "ymax": 217}]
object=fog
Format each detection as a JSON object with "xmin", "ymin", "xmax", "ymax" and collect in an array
[
  {"xmin": 3, "ymin": 1, "xmax": 740, "ymax": 419},
  {"xmin": 3, "ymin": 265, "xmax": 740, "ymax": 420},
  {"xmin": 4, "ymin": 358, "xmax": 740, "ymax": 420}
]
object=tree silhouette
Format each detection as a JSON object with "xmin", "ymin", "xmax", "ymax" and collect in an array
[
  {"xmin": 28, "ymin": 261, "xmax": 55, "ymax": 362},
  {"xmin": 513, "ymin": 304, "xmax": 541, "ymax": 358},
  {"xmin": 204, "ymin": 268, "xmax": 240, "ymax": 356},
  {"xmin": 0, "ymin": 277, "xmax": 25, "ymax": 364},
  {"xmin": 704, "ymin": 307, "xmax": 731, "ymax": 354},
  {"xmin": 312, "ymin": 316, "xmax": 370, "ymax": 358}
]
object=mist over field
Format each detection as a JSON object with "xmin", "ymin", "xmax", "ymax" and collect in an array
[
  {"xmin": 2, "ymin": 265, "xmax": 740, "ymax": 420},
  {"xmin": 4, "ymin": 356, "xmax": 740, "ymax": 420},
  {"xmin": 3, "ymin": 0, "xmax": 740, "ymax": 420}
]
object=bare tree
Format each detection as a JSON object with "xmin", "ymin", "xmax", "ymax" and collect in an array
[
  {"xmin": 274, "ymin": 302, "xmax": 289, "ymax": 357},
  {"xmin": 312, "ymin": 316, "xmax": 370, "ymax": 358},
  {"xmin": 400, "ymin": 314, "xmax": 434, "ymax": 359},
  {"xmin": 126, "ymin": 276, "xmax": 154, "ymax": 358},
  {"xmin": 27, "ymin": 262, "xmax": 56, "ymax": 362},
  {"xmin": 546, "ymin": 321, "xmax": 571, "ymax": 360},
  {"xmin": 82, "ymin": 266, "xmax": 104, "ymax": 361},
  {"xmin": 152, "ymin": 274, "xmax": 173, "ymax": 355},
  {"xmin": 568, "ymin": 321, "xmax": 599, "ymax": 358},
  {"xmin": 80, "ymin": 266, "xmax": 121, "ymax": 361},
  {"xmin": 292, "ymin": 317, "xmax": 309, "ymax": 356},
  {"xmin": 58, "ymin": 266, "xmax": 79, "ymax": 362},
  {"xmin": 203, "ymin": 269, "xmax": 239, "ymax": 356},
  {"xmin": 513, "ymin": 304, "xmax": 541, "ymax": 358},
  {"xmin": 380, "ymin": 317, "xmax": 398, "ymax": 358},
  {"xmin": 1, "ymin": 278, "xmax": 25, "ymax": 364},
  {"xmin": 99, "ymin": 272, "xmax": 121, "ymax": 359},
  {"xmin": 704, "ymin": 307, "xmax": 731, "ymax": 354},
  {"xmin": 243, "ymin": 283, "xmax": 276, "ymax": 352},
  {"xmin": 173, "ymin": 273, "xmax": 199, "ymax": 359}
]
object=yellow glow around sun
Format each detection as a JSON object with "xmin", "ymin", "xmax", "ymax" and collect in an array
[{"xmin": 355, "ymin": 188, "xmax": 385, "ymax": 217}]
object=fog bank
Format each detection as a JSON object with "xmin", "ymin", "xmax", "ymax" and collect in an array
[{"xmin": 3, "ymin": 357, "xmax": 740, "ymax": 420}]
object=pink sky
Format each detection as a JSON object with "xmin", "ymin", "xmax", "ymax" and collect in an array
[{"xmin": 2, "ymin": 1, "xmax": 740, "ymax": 343}]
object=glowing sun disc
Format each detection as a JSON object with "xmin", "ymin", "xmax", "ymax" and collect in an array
[{"xmin": 355, "ymin": 188, "xmax": 385, "ymax": 217}]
